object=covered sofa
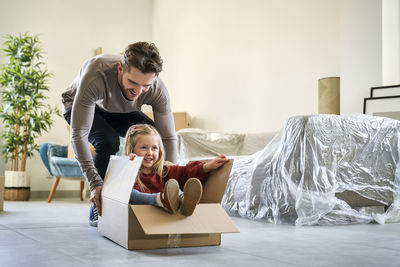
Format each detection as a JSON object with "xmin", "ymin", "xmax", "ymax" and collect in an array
[{"xmin": 177, "ymin": 114, "xmax": 400, "ymax": 225}]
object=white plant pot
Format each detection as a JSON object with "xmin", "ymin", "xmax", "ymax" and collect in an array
[{"xmin": 4, "ymin": 171, "xmax": 30, "ymax": 201}]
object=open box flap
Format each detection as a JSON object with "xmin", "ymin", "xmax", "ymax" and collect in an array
[
  {"xmin": 131, "ymin": 204, "xmax": 239, "ymax": 235},
  {"xmin": 102, "ymin": 156, "xmax": 142, "ymax": 204},
  {"xmin": 201, "ymin": 159, "xmax": 233, "ymax": 203}
]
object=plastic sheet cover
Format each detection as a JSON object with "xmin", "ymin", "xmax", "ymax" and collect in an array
[
  {"xmin": 178, "ymin": 115, "xmax": 400, "ymax": 225},
  {"xmin": 177, "ymin": 128, "xmax": 276, "ymax": 162}
]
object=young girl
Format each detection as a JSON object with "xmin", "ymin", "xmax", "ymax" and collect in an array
[{"xmin": 124, "ymin": 124, "xmax": 228, "ymax": 216}]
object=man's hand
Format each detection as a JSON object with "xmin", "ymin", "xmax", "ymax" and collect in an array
[
  {"xmin": 203, "ymin": 154, "xmax": 229, "ymax": 172},
  {"xmin": 90, "ymin": 185, "xmax": 102, "ymax": 216}
]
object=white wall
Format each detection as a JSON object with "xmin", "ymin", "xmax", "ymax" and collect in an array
[
  {"xmin": 153, "ymin": 0, "xmax": 341, "ymax": 132},
  {"xmin": 0, "ymin": 0, "xmax": 390, "ymax": 192},
  {"xmin": 0, "ymin": 0, "xmax": 153, "ymax": 191},
  {"xmin": 382, "ymin": 0, "xmax": 400, "ymax": 85},
  {"xmin": 340, "ymin": 0, "xmax": 382, "ymax": 114}
]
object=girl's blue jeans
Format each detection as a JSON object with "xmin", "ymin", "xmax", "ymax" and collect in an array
[
  {"xmin": 129, "ymin": 189, "xmax": 183, "ymax": 206},
  {"xmin": 129, "ymin": 189, "xmax": 158, "ymax": 205}
]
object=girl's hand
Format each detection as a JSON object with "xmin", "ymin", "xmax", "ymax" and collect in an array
[
  {"xmin": 128, "ymin": 153, "xmax": 137, "ymax": 160},
  {"xmin": 203, "ymin": 154, "xmax": 229, "ymax": 172}
]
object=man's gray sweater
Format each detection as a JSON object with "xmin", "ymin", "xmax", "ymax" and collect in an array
[{"xmin": 62, "ymin": 54, "xmax": 177, "ymax": 191}]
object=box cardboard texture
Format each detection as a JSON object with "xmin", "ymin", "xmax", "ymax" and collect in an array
[
  {"xmin": 145, "ymin": 112, "xmax": 190, "ymax": 132},
  {"xmin": 98, "ymin": 156, "xmax": 238, "ymax": 250}
]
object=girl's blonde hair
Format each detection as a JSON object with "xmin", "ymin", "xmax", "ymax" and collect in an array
[{"xmin": 123, "ymin": 124, "xmax": 165, "ymax": 189}]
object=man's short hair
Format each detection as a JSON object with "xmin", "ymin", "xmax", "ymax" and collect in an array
[{"xmin": 121, "ymin": 42, "xmax": 163, "ymax": 75}]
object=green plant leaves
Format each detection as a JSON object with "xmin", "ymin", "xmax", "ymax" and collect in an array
[{"xmin": 0, "ymin": 32, "xmax": 60, "ymax": 171}]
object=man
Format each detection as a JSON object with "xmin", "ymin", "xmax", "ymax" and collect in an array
[{"xmin": 62, "ymin": 42, "xmax": 177, "ymax": 226}]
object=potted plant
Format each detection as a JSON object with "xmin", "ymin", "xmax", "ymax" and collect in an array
[{"xmin": 0, "ymin": 32, "xmax": 60, "ymax": 201}]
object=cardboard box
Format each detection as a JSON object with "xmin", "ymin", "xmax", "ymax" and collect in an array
[
  {"xmin": 145, "ymin": 112, "xmax": 190, "ymax": 132},
  {"xmin": 98, "ymin": 156, "xmax": 238, "ymax": 250}
]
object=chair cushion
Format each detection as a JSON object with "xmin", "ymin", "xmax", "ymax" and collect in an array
[
  {"xmin": 50, "ymin": 156, "xmax": 84, "ymax": 177},
  {"xmin": 116, "ymin": 137, "xmax": 125, "ymax": 155},
  {"xmin": 39, "ymin": 143, "xmax": 53, "ymax": 175},
  {"xmin": 48, "ymin": 143, "xmax": 68, "ymax": 158}
]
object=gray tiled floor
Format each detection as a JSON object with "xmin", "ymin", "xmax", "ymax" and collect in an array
[{"xmin": 0, "ymin": 199, "xmax": 399, "ymax": 267}]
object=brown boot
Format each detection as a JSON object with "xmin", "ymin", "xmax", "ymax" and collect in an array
[
  {"xmin": 180, "ymin": 178, "xmax": 203, "ymax": 216},
  {"xmin": 160, "ymin": 179, "xmax": 180, "ymax": 214}
]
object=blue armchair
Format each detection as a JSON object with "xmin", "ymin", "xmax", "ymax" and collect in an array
[{"xmin": 39, "ymin": 143, "xmax": 86, "ymax": 203}]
